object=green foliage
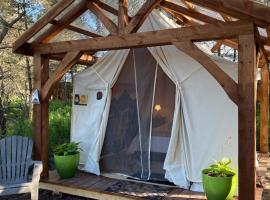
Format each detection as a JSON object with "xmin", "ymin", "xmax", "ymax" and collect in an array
[
  {"xmin": 4, "ymin": 99, "xmax": 72, "ymax": 160},
  {"xmin": 202, "ymin": 158, "xmax": 235, "ymax": 178},
  {"xmin": 48, "ymin": 100, "xmax": 72, "ymax": 152},
  {"xmin": 54, "ymin": 142, "xmax": 81, "ymax": 156}
]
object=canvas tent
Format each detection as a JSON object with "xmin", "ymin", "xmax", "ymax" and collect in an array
[{"xmin": 71, "ymin": 10, "xmax": 238, "ymax": 192}]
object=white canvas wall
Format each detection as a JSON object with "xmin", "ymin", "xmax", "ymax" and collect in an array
[{"xmin": 71, "ymin": 10, "xmax": 238, "ymax": 192}]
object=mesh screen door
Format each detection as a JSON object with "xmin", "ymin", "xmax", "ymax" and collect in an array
[{"xmin": 100, "ymin": 48, "xmax": 175, "ymax": 182}]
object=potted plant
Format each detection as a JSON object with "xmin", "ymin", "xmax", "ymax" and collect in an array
[
  {"xmin": 54, "ymin": 142, "xmax": 81, "ymax": 179},
  {"xmin": 202, "ymin": 158, "xmax": 237, "ymax": 200}
]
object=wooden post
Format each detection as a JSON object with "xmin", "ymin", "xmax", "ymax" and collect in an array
[
  {"xmin": 33, "ymin": 53, "xmax": 49, "ymax": 178},
  {"xmin": 260, "ymin": 63, "xmax": 269, "ymax": 153},
  {"xmin": 238, "ymin": 33, "xmax": 256, "ymax": 200}
]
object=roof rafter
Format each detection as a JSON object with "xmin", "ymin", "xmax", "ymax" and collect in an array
[
  {"xmin": 174, "ymin": 41, "xmax": 239, "ymax": 104},
  {"xmin": 87, "ymin": 1, "xmax": 118, "ymax": 35},
  {"xmin": 161, "ymin": 1, "xmax": 223, "ymax": 25},
  {"xmin": 34, "ymin": 21, "xmax": 254, "ymax": 55},
  {"xmin": 13, "ymin": 0, "xmax": 74, "ymax": 52},
  {"xmin": 32, "ymin": 0, "xmax": 89, "ymax": 44},
  {"xmin": 49, "ymin": 53, "xmax": 97, "ymax": 66},
  {"xmin": 184, "ymin": 0, "xmax": 270, "ymax": 27},
  {"xmin": 50, "ymin": 20, "xmax": 102, "ymax": 38},
  {"xmin": 118, "ymin": 0, "xmax": 129, "ymax": 34},
  {"xmin": 124, "ymin": 0, "xmax": 163, "ymax": 33},
  {"xmin": 42, "ymin": 51, "xmax": 83, "ymax": 101}
]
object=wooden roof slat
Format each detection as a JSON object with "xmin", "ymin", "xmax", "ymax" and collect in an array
[
  {"xmin": 92, "ymin": 0, "xmax": 119, "ymax": 17},
  {"xmin": 49, "ymin": 53, "xmax": 97, "ymax": 66},
  {"xmin": 34, "ymin": 21, "xmax": 254, "ymax": 55},
  {"xmin": 160, "ymin": 7, "xmax": 187, "ymax": 26},
  {"xmin": 50, "ymin": 20, "xmax": 102, "ymax": 38},
  {"xmin": 13, "ymin": 0, "xmax": 74, "ymax": 52},
  {"xmin": 184, "ymin": 0, "xmax": 270, "ymax": 27},
  {"xmin": 42, "ymin": 51, "xmax": 83, "ymax": 100},
  {"xmin": 87, "ymin": 2, "xmax": 118, "ymax": 35},
  {"xmin": 161, "ymin": 1, "xmax": 223, "ymax": 25},
  {"xmin": 118, "ymin": 0, "xmax": 129, "ymax": 34},
  {"xmin": 124, "ymin": 0, "xmax": 163, "ymax": 33},
  {"xmin": 32, "ymin": 0, "xmax": 89, "ymax": 44}
]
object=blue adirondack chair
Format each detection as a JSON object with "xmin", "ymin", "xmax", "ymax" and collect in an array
[{"xmin": 0, "ymin": 136, "xmax": 43, "ymax": 200}]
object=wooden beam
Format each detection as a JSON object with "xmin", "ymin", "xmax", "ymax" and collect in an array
[
  {"xmin": 50, "ymin": 20, "xmax": 103, "ymax": 38},
  {"xmin": 92, "ymin": 0, "xmax": 119, "ymax": 17},
  {"xmin": 33, "ymin": 1, "xmax": 88, "ymax": 44},
  {"xmin": 161, "ymin": 1, "xmax": 223, "ymax": 25},
  {"xmin": 255, "ymin": 27, "xmax": 270, "ymax": 64},
  {"xmin": 13, "ymin": 0, "xmax": 74, "ymax": 52},
  {"xmin": 124, "ymin": 0, "xmax": 163, "ymax": 33},
  {"xmin": 238, "ymin": 33, "xmax": 256, "ymax": 200},
  {"xmin": 91, "ymin": 0, "xmax": 132, "ymax": 21},
  {"xmin": 41, "ymin": 51, "xmax": 82, "ymax": 101},
  {"xmin": 174, "ymin": 41, "xmax": 238, "ymax": 104},
  {"xmin": 33, "ymin": 53, "xmax": 49, "ymax": 177},
  {"xmin": 118, "ymin": 0, "xmax": 129, "ymax": 34},
  {"xmin": 185, "ymin": 0, "xmax": 270, "ymax": 27},
  {"xmin": 260, "ymin": 63, "xmax": 269, "ymax": 153},
  {"xmin": 211, "ymin": 41, "xmax": 222, "ymax": 53},
  {"xmin": 159, "ymin": 7, "xmax": 188, "ymax": 26},
  {"xmin": 87, "ymin": 2, "xmax": 118, "ymax": 35},
  {"xmin": 34, "ymin": 21, "xmax": 254, "ymax": 55},
  {"xmin": 49, "ymin": 53, "xmax": 97, "ymax": 66}
]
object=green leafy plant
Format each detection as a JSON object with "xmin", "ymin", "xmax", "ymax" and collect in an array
[
  {"xmin": 54, "ymin": 142, "xmax": 82, "ymax": 156},
  {"xmin": 202, "ymin": 158, "xmax": 235, "ymax": 178}
]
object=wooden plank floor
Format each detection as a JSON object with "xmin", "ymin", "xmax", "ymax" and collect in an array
[
  {"xmin": 40, "ymin": 154, "xmax": 269, "ymax": 200},
  {"xmin": 40, "ymin": 171, "xmax": 207, "ymax": 200}
]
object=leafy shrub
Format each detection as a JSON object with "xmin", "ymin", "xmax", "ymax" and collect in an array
[
  {"xmin": 202, "ymin": 158, "xmax": 235, "ymax": 178},
  {"xmin": 54, "ymin": 142, "xmax": 81, "ymax": 156}
]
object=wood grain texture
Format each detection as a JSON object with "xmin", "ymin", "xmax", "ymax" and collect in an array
[
  {"xmin": 185, "ymin": 0, "xmax": 270, "ymax": 27},
  {"xmin": 174, "ymin": 41, "xmax": 238, "ymax": 104},
  {"xmin": 13, "ymin": 0, "xmax": 74, "ymax": 52},
  {"xmin": 34, "ymin": 21, "xmax": 254, "ymax": 55},
  {"xmin": 259, "ymin": 63, "xmax": 269, "ymax": 153},
  {"xmin": 50, "ymin": 20, "xmax": 103, "ymax": 38},
  {"xmin": 33, "ymin": 0, "xmax": 88, "ymax": 44},
  {"xmin": 161, "ymin": 1, "xmax": 222, "ymax": 25},
  {"xmin": 41, "ymin": 51, "xmax": 82, "ymax": 101},
  {"xmin": 124, "ymin": 0, "xmax": 163, "ymax": 33},
  {"xmin": 238, "ymin": 33, "xmax": 256, "ymax": 200},
  {"xmin": 87, "ymin": 2, "xmax": 118, "ymax": 35},
  {"xmin": 0, "ymin": 136, "xmax": 42, "ymax": 199},
  {"xmin": 118, "ymin": 0, "xmax": 129, "ymax": 34}
]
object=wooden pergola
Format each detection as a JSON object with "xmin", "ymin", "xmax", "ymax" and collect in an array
[{"xmin": 12, "ymin": 1, "xmax": 270, "ymax": 200}]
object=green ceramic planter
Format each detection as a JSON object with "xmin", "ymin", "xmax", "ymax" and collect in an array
[
  {"xmin": 54, "ymin": 153, "xmax": 80, "ymax": 179},
  {"xmin": 202, "ymin": 173, "xmax": 236, "ymax": 200}
]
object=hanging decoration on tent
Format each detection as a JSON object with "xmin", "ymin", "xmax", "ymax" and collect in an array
[
  {"xmin": 31, "ymin": 89, "xmax": 40, "ymax": 105},
  {"xmin": 74, "ymin": 94, "xmax": 88, "ymax": 106}
]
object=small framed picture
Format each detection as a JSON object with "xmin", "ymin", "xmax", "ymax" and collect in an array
[{"xmin": 74, "ymin": 94, "xmax": 88, "ymax": 106}]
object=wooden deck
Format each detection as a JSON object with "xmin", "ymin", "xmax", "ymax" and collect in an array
[
  {"xmin": 40, "ymin": 171, "xmax": 208, "ymax": 200},
  {"xmin": 39, "ymin": 154, "xmax": 269, "ymax": 200}
]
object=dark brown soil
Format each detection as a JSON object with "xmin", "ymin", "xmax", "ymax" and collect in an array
[{"xmin": 0, "ymin": 190, "xmax": 92, "ymax": 200}]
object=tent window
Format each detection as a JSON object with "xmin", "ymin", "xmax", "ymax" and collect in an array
[
  {"xmin": 96, "ymin": 91, "xmax": 103, "ymax": 100},
  {"xmin": 100, "ymin": 48, "xmax": 176, "ymax": 182}
]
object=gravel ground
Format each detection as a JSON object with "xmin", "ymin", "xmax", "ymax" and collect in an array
[
  {"xmin": 262, "ymin": 157, "xmax": 270, "ymax": 200},
  {"xmin": 0, "ymin": 190, "xmax": 92, "ymax": 200}
]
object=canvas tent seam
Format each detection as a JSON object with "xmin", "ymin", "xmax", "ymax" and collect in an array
[
  {"xmin": 147, "ymin": 62, "xmax": 159, "ymax": 180},
  {"xmin": 132, "ymin": 49, "xmax": 144, "ymax": 178},
  {"xmin": 89, "ymin": 67, "xmax": 108, "ymax": 85}
]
